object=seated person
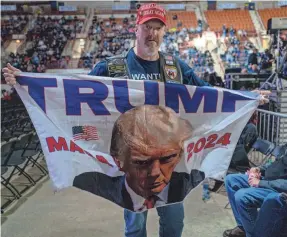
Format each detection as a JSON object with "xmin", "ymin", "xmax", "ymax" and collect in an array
[
  {"xmin": 229, "ymin": 114, "xmax": 258, "ymax": 170},
  {"xmin": 210, "ymin": 114, "xmax": 258, "ymax": 192},
  {"xmin": 223, "ymin": 144, "xmax": 287, "ymax": 237},
  {"xmin": 261, "ymin": 49, "xmax": 274, "ymax": 71},
  {"xmin": 248, "ymin": 48, "xmax": 258, "ymax": 66}
]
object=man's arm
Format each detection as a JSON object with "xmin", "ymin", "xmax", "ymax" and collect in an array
[
  {"xmin": 258, "ymin": 163, "xmax": 272, "ymax": 176},
  {"xmin": 88, "ymin": 61, "xmax": 108, "ymax": 76},
  {"xmin": 177, "ymin": 58, "xmax": 211, "ymax": 86},
  {"xmin": 259, "ymin": 179, "xmax": 287, "ymax": 193}
]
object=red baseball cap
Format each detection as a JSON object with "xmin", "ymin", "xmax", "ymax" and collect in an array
[{"xmin": 136, "ymin": 3, "xmax": 167, "ymax": 25}]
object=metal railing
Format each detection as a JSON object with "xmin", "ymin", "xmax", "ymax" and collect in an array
[
  {"xmin": 257, "ymin": 108, "xmax": 287, "ymax": 146},
  {"xmin": 249, "ymin": 108, "xmax": 287, "ymax": 165},
  {"xmin": 224, "ymin": 73, "xmax": 272, "ymax": 90}
]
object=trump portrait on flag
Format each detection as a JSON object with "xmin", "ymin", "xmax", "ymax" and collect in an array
[{"xmin": 73, "ymin": 105, "xmax": 205, "ymax": 212}]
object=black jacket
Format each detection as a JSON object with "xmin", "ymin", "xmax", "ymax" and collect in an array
[
  {"xmin": 248, "ymin": 53, "xmax": 258, "ymax": 65},
  {"xmin": 230, "ymin": 123, "xmax": 258, "ymax": 169},
  {"xmin": 259, "ymin": 145, "xmax": 287, "ymax": 193},
  {"xmin": 73, "ymin": 169, "xmax": 205, "ymax": 211}
]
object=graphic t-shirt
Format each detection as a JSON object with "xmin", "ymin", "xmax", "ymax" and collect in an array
[{"xmin": 89, "ymin": 48, "xmax": 210, "ymax": 87}]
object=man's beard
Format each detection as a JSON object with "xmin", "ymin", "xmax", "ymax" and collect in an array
[
  {"xmin": 145, "ymin": 39, "xmax": 158, "ymax": 48},
  {"xmin": 144, "ymin": 40, "xmax": 159, "ymax": 56}
]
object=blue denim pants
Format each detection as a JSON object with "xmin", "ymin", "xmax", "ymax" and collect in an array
[
  {"xmin": 225, "ymin": 174, "xmax": 281, "ymax": 237},
  {"xmin": 124, "ymin": 203, "xmax": 184, "ymax": 237},
  {"xmin": 253, "ymin": 192, "xmax": 287, "ymax": 237}
]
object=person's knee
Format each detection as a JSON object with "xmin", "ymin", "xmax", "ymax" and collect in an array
[
  {"xmin": 225, "ymin": 174, "xmax": 241, "ymax": 187},
  {"xmin": 265, "ymin": 192, "xmax": 279, "ymax": 202},
  {"xmin": 234, "ymin": 189, "xmax": 250, "ymax": 206},
  {"xmin": 264, "ymin": 193, "xmax": 284, "ymax": 208}
]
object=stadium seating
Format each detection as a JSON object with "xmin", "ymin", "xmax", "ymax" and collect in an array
[
  {"xmin": 1, "ymin": 92, "xmax": 47, "ymax": 212},
  {"xmin": 166, "ymin": 11, "xmax": 198, "ymax": 29},
  {"xmin": 204, "ymin": 9, "xmax": 255, "ymax": 33},
  {"xmin": 258, "ymin": 7, "xmax": 287, "ymax": 29},
  {"xmin": 220, "ymin": 38, "xmax": 256, "ymax": 69},
  {"xmin": 1, "ymin": 15, "xmax": 29, "ymax": 44}
]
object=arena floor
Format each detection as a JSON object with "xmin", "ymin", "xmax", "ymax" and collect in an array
[{"xmin": 1, "ymin": 169, "xmax": 235, "ymax": 237}]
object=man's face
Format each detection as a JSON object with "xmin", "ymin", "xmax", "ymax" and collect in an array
[
  {"xmin": 122, "ymin": 144, "xmax": 181, "ymax": 198},
  {"xmin": 136, "ymin": 20, "xmax": 165, "ymax": 57}
]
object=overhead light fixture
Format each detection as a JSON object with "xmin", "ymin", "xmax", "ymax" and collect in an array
[{"xmin": 16, "ymin": 40, "xmax": 20, "ymax": 43}]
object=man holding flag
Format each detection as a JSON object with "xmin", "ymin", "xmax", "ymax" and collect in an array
[{"xmin": 3, "ymin": 3, "xmax": 270, "ymax": 237}]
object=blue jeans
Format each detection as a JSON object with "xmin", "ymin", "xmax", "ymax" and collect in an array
[
  {"xmin": 225, "ymin": 174, "xmax": 276, "ymax": 237},
  {"xmin": 253, "ymin": 192, "xmax": 287, "ymax": 237},
  {"xmin": 124, "ymin": 203, "xmax": 184, "ymax": 237}
]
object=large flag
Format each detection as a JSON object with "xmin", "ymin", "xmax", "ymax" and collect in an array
[{"xmin": 15, "ymin": 73, "xmax": 259, "ymax": 212}]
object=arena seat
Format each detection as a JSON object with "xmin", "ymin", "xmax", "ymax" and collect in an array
[
  {"xmin": 204, "ymin": 9, "xmax": 255, "ymax": 33},
  {"xmin": 258, "ymin": 7, "xmax": 287, "ymax": 30},
  {"xmin": 1, "ymin": 92, "xmax": 47, "ymax": 212},
  {"xmin": 1, "ymin": 15, "xmax": 29, "ymax": 43},
  {"xmin": 101, "ymin": 18, "xmax": 128, "ymax": 33},
  {"xmin": 166, "ymin": 11, "xmax": 197, "ymax": 29}
]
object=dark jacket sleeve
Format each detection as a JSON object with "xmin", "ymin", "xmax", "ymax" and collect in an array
[
  {"xmin": 88, "ymin": 61, "xmax": 108, "ymax": 76},
  {"xmin": 259, "ymin": 162, "xmax": 272, "ymax": 176},
  {"xmin": 73, "ymin": 172, "xmax": 121, "ymax": 200},
  {"xmin": 177, "ymin": 58, "xmax": 211, "ymax": 86},
  {"xmin": 259, "ymin": 179, "xmax": 287, "ymax": 193}
]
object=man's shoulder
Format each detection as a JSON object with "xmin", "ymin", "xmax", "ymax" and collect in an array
[
  {"xmin": 168, "ymin": 170, "xmax": 205, "ymax": 202},
  {"xmin": 161, "ymin": 53, "xmax": 190, "ymax": 72},
  {"xmin": 89, "ymin": 61, "xmax": 108, "ymax": 76},
  {"xmin": 177, "ymin": 57, "xmax": 190, "ymax": 71},
  {"xmin": 171, "ymin": 170, "xmax": 205, "ymax": 183},
  {"xmin": 89, "ymin": 52, "xmax": 130, "ymax": 77},
  {"xmin": 159, "ymin": 51, "xmax": 190, "ymax": 75},
  {"xmin": 160, "ymin": 51, "xmax": 185, "ymax": 65},
  {"xmin": 73, "ymin": 171, "xmax": 123, "ymax": 188},
  {"xmin": 73, "ymin": 172, "xmax": 131, "ymax": 208}
]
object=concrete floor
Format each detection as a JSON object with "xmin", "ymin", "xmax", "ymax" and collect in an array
[{"xmin": 1, "ymin": 166, "xmax": 236, "ymax": 237}]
